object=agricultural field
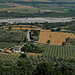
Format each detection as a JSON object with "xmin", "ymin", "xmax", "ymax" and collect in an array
[
  {"xmin": 42, "ymin": 45, "xmax": 75, "ymax": 59},
  {"xmin": 0, "ymin": 24, "xmax": 43, "ymax": 31},
  {"xmin": 0, "ymin": 0, "xmax": 75, "ymax": 13},
  {"xmin": 0, "ymin": 29, "xmax": 27, "ymax": 49},
  {"xmin": 0, "ymin": 53, "xmax": 20, "ymax": 64},
  {"xmin": 0, "ymin": 25, "xmax": 39, "ymax": 30},
  {"xmin": 39, "ymin": 31, "xmax": 75, "ymax": 45},
  {"xmin": 22, "ymin": 44, "xmax": 75, "ymax": 68},
  {"xmin": 0, "ymin": 42, "xmax": 16, "ymax": 49},
  {"xmin": 0, "ymin": 3, "xmax": 46, "ymax": 13}
]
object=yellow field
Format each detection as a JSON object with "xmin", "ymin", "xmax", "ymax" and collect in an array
[
  {"xmin": 0, "ymin": 25, "xmax": 44, "ymax": 30},
  {"xmin": 39, "ymin": 31, "xmax": 75, "ymax": 45}
]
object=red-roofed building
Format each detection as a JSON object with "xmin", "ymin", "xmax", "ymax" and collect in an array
[{"xmin": 5, "ymin": 50, "xmax": 12, "ymax": 53}]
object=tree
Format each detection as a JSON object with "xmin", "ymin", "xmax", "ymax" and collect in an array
[
  {"xmin": 20, "ymin": 53, "xmax": 27, "ymax": 58},
  {"xmin": 47, "ymin": 40, "xmax": 50, "ymax": 44},
  {"xmin": 8, "ymin": 26, "xmax": 11, "ymax": 30},
  {"xmin": 56, "ymin": 28, "xmax": 61, "ymax": 31},
  {"xmin": 24, "ymin": 36, "xmax": 28, "ymax": 42},
  {"xmin": 65, "ymin": 37, "xmax": 70, "ymax": 42},
  {"xmin": 33, "ymin": 62, "xmax": 52, "ymax": 75},
  {"xmin": 22, "ymin": 64, "xmax": 28, "ymax": 75},
  {"xmin": 62, "ymin": 41, "xmax": 66, "ymax": 46}
]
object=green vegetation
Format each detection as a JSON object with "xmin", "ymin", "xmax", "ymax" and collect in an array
[
  {"xmin": 33, "ymin": 62, "xmax": 75, "ymax": 75},
  {"xmin": 0, "ymin": 0, "xmax": 75, "ymax": 13},
  {"xmin": 0, "ymin": 0, "xmax": 75, "ymax": 75},
  {"xmin": 0, "ymin": 11, "xmax": 75, "ymax": 18},
  {"xmin": 0, "ymin": 29, "xmax": 27, "ymax": 43},
  {"xmin": 0, "ymin": 52, "xmax": 75, "ymax": 75},
  {"xmin": 47, "ymin": 40, "xmax": 50, "ymax": 44},
  {"xmin": 0, "ymin": 29, "xmax": 27, "ymax": 48},
  {"xmin": 62, "ymin": 41, "xmax": 66, "ymax": 46},
  {"xmin": 65, "ymin": 37, "xmax": 75, "ymax": 46},
  {"xmin": 0, "ymin": 42, "xmax": 16, "ymax": 49},
  {"xmin": 42, "ymin": 45, "xmax": 75, "ymax": 59},
  {"xmin": 9, "ymin": 21, "xmax": 75, "ymax": 31},
  {"xmin": 30, "ymin": 30, "xmax": 40, "ymax": 41},
  {"xmin": 21, "ymin": 42, "xmax": 43, "ymax": 53},
  {"xmin": 20, "ymin": 53, "xmax": 27, "ymax": 58},
  {"xmin": 0, "ymin": 53, "xmax": 20, "ymax": 65}
]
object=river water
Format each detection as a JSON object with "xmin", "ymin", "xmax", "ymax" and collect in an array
[{"xmin": 0, "ymin": 17, "xmax": 74, "ymax": 24}]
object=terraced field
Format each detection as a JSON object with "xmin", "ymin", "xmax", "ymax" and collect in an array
[{"xmin": 42, "ymin": 45, "xmax": 75, "ymax": 59}]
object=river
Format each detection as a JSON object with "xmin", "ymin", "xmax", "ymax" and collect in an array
[{"xmin": 0, "ymin": 17, "xmax": 74, "ymax": 24}]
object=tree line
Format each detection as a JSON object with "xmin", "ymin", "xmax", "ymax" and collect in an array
[{"xmin": 0, "ymin": 11, "xmax": 75, "ymax": 18}]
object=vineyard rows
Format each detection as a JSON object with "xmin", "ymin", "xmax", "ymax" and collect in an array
[
  {"xmin": 0, "ymin": 53, "xmax": 20, "ymax": 63},
  {"xmin": 42, "ymin": 45, "xmax": 75, "ymax": 59}
]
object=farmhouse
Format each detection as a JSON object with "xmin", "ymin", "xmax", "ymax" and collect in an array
[
  {"xmin": 12, "ymin": 46, "xmax": 21, "ymax": 53},
  {"xmin": 39, "ymin": 31, "xmax": 75, "ymax": 45}
]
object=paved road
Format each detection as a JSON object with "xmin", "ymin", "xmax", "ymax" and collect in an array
[
  {"xmin": 21, "ymin": 43, "xmax": 26, "ymax": 48},
  {"xmin": 27, "ymin": 30, "xmax": 31, "ymax": 41}
]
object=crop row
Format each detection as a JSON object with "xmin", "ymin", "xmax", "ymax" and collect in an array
[
  {"xmin": 0, "ymin": 53, "xmax": 20, "ymax": 63},
  {"xmin": 42, "ymin": 45, "xmax": 75, "ymax": 59}
]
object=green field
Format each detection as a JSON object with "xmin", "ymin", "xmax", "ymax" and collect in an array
[
  {"xmin": 0, "ymin": 0, "xmax": 75, "ymax": 13},
  {"xmin": 0, "ymin": 29, "xmax": 27, "ymax": 49},
  {"xmin": 0, "ymin": 42, "xmax": 17, "ymax": 49},
  {"xmin": 42, "ymin": 45, "xmax": 75, "ymax": 59}
]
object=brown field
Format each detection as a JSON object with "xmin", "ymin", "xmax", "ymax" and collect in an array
[
  {"xmin": 11, "ymin": 25, "xmax": 38, "ymax": 28},
  {"xmin": 0, "ymin": 25, "xmax": 44, "ymax": 30},
  {"xmin": 0, "ymin": 25, "xmax": 38, "ymax": 28},
  {"xmin": 39, "ymin": 31, "xmax": 75, "ymax": 45},
  {"xmin": 4, "ymin": 27, "xmax": 43, "ymax": 31}
]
